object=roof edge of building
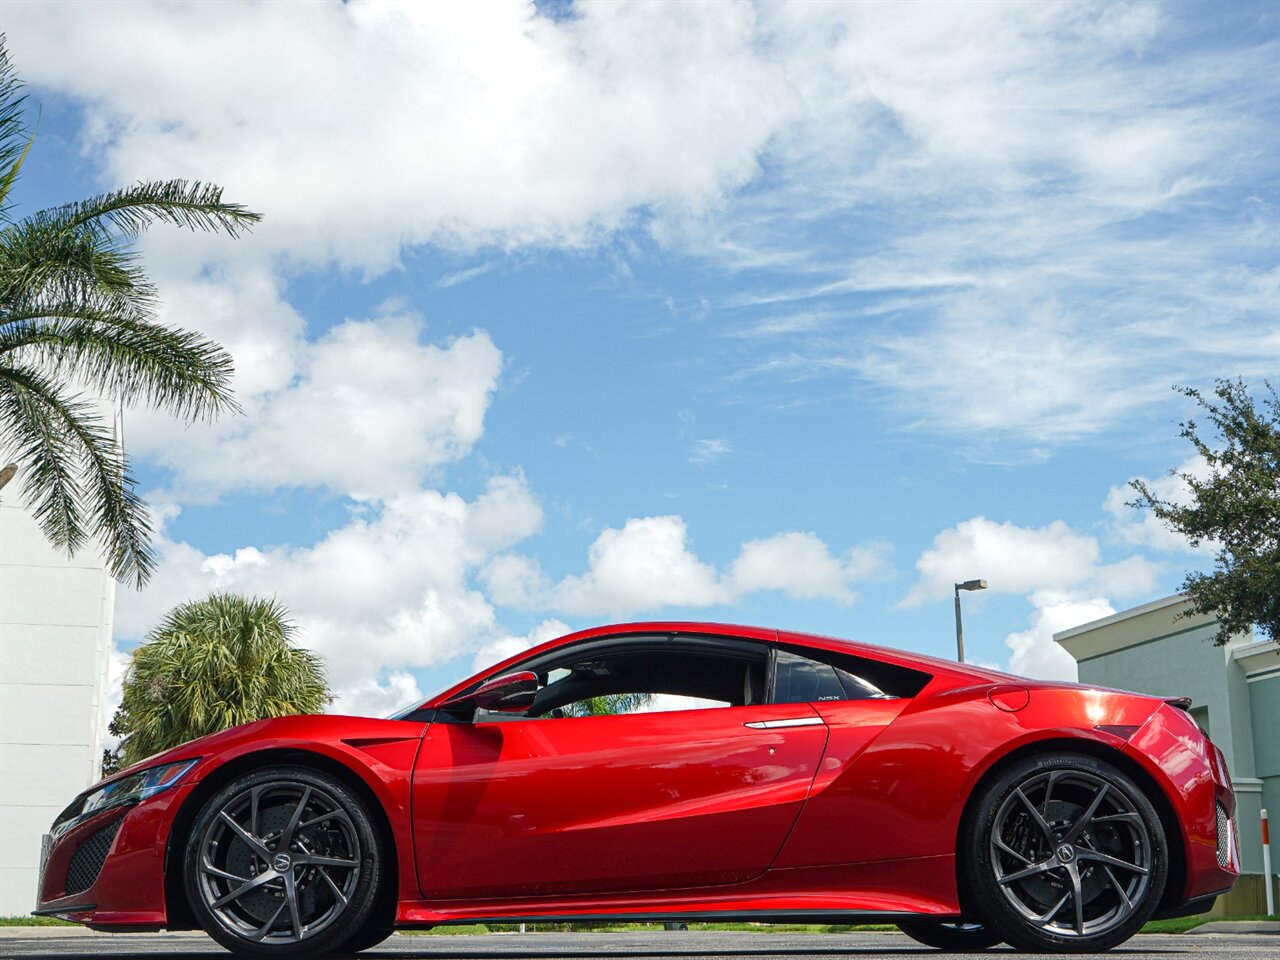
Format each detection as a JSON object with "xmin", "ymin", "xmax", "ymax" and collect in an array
[{"xmin": 1053, "ymin": 593, "xmax": 1189, "ymax": 644}]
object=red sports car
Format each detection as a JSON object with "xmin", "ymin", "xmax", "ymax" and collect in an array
[{"xmin": 35, "ymin": 622, "xmax": 1239, "ymax": 955}]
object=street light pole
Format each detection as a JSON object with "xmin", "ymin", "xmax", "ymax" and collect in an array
[{"xmin": 953, "ymin": 579, "xmax": 988, "ymax": 663}]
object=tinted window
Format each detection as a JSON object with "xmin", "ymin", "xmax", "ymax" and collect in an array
[
  {"xmin": 531, "ymin": 649, "xmax": 763, "ymax": 718},
  {"xmin": 462, "ymin": 634, "xmax": 771, "ymax": 720},
  {"xmin": 773, "ymin": 650, "xmax": 849, "ymax": 703},
  {"xmin": 771, "ymin": 645, "xmax": 928, "ymax": 703}
]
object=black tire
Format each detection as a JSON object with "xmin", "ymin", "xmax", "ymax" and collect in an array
[
  {"xmin": 961, "ymin": 752, "xmax": 1167, "ymax": 953},
  {"xmin": 897, "ymin": 921, "xmax": 1002, "ymax": 951},
  {"xmin": 183, "ymin": 764, "xmax": 382, "ymax": 957}
]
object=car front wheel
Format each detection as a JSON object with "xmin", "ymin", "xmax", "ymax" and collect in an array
[
  {"xmin": 962, "ymin": 752, "xmax": 1167, "ymax": 953},
  {"xmin": 184, "ymin": 765, "xmax": 381, "ymax": 957}
]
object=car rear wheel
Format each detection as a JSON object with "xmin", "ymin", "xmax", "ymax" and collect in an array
[
  {"xmin": 897, "ymin": 920, "xmax": 1002, "ymax": 950},
  {"xmin": 962, "ymin": 752, "xmax": 1167, "ymax": 953},
  {"xmin": 184, "ymin": 765, "xmax": 381, "ymax": 957}
]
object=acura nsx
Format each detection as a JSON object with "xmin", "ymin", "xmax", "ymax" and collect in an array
[{"xmin": 35, "ymin": 622, "xmax": 1239, "ymax": 955}]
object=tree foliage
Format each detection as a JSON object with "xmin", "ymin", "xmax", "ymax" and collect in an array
[
  {"xmin": 106, "ymin": 594, "xmax": 330, "ymax": 772},
  {"xmin": 560, "ymin": 692, "xmax": 655, "ymax": 717},
  {"xmin": 0, "ymin": 37, "xmax": 259, "ymax": 586},
  {"xmin": 1129, "ymin": 379, "xmax": 1279, "ymax": 646}
]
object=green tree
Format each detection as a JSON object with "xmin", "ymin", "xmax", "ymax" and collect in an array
[
  {"xmin": 561, "ymin": 692, "xmax": 654, "ymax": 717},
  {"xmin": 1129, "ymin": 378, "xmax": 1279, "ymax": 646},
  {"xmin": 106, "ymin": 594, "xmax": 330, "ymax": 771},
  {"xmin": 0, "ymin": 37, "xmax": 259, "ymax": 587}
]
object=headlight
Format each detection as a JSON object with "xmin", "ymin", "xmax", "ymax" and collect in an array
[{"xmin": 54, "ymin": 759, "xmax": 200, "ymax": 836}]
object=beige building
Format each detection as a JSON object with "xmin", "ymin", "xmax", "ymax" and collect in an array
[
  {"xmin": 0, "ymin": 497, "xmax": 115, "ymax": 915},
  {"xmin": 1055, "ymin": 594, "xmax": 1279, "ymax": 916}
]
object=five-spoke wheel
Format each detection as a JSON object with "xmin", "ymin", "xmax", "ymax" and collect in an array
[
  {"xmin": 963, "ymin": 753, "xmax": 1167, "ymax": 952},
  {"xmin": 184, "ymin": 766, "xmax": 380, "ymax": 957}
]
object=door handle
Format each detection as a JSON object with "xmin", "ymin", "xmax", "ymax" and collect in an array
[{"xmin": 744, "ymin": 717, "xmax": 824, "ymax": 729}]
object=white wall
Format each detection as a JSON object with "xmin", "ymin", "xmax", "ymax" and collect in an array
[{"xmin": 0, "ymin": 498, "xmax": 114, "ymax": 915}]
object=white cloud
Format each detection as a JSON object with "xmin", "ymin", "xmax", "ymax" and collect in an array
[
  {"xmin": 689, "ymin": 438, "xmax": 732, "ymax": 464},
  {"xmin": 113, "ymin": 474, "xmax": 545, "ymax": 707},
  {"xmin": 713, "ymin": 3, "xmax": 1274, "ymax": 442},
  {"xmin": 140, "ymin": 259, "xmax": 307, "ymax": 399},
  {"xmin": 729, "ymin": 532, "xmax": 888, "ymax": 605},
  {"xmin": 5, "ymin": 0, "xmax": 793, "ymax": 270},
  {"xmin": 903, "ymin": 516, "xmax": 1157, "ymax": 607},
  {"xmin": 335, "ymin": 670, "xmax": 424, "ymax": 719},
  {"xmin": 1005, "ymin": 591, "xmax": 1114, "ymax": 681},
  {"xmin": 906, "ymin": 513, "xmax": 1168, "ymax": 679},
  {"xmin": 481, "ymin": 552, "xmax": 551, "ymax": 609},
  {"xmin": 1104, "ymin": 456, "xmax": 1217, "ymax": 554},
  {"xmin": 7, "ymin": 0, "xmax": 1273, "ymax": 448},
  {"xmin": 549, "ymin": 516, "xmax": 728, "ymax": 616},
  {"xmin": 436, "ymin": 260, "xmax": 500, "ymax": 289},
  {"xmin": 126, "ymin": 311, "xmax": 503, "ymax": 501},
  {"xmin": 485, "ymin": 516, "xmax": 887, "ymax": 617},
  {"xmin": 853, "ymin": 299, "xmax": 1160, "ymax": 443},
  {"xmin": 469, "ymin": 618, "xmax": 572, "ymax": 673}
]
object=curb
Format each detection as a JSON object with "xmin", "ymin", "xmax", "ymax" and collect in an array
[{"xmin": 1187, "ymin": 921, "xmax": 1280, "ymax": 935}]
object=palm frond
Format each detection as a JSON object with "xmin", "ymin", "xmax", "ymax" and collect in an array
[
  {"xmin": 0, "ymin": 361, "xmax": 154, "ymax": 585},
  {"xmin": 40, "ymin": 179, "xmax": 261, "ymax": 240},
  {"xmin": 563, "ymin": 692, "xmax": 655, "ymax": 717},
  {"xmin": 1, "ymin": 299, "xmax": 238, "ymax": 420},
  {"xmin": 0, "ymin": 123, "xmax": 34, "ymax": 216},
  {"xmin": 0, "ymin": 39, "xmax": 257, "ymax": 590},
  {"xmin": 0, "ymin": 216, "xmax": 157, "ymax": 306},
  {"xmin": 0, "ymin": 362, "xmax": 86, "ymax": 553},
  {"xmin": 0, "ymin": 37, "xmax": 32, "ymax": 211}
]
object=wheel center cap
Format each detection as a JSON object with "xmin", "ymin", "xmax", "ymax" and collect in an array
[
  {"xmin": 272, "ymin": 852, "xmax": 292, "ymax": 872},
  {"xmin": 1056, "ymin": 843, "xmax": 1076, "ymax": 864}
]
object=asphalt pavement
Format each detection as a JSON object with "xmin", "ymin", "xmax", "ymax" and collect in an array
[{"xmin": 0, "ymin": 930, "xmax": 1275, "ymax": 960}]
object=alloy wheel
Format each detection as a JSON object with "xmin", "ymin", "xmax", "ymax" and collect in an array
[
  {"xmin": 988, "ymin": 769, "xmax": 1153, "ymax": 939},
  {"xmin": 195, "ymin": 780, "xmax": 362, "ymax": 945}
]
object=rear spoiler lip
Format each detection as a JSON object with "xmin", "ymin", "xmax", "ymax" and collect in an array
[{"xmin": 1163, "ymin": 696, "xmax": 1193, "ymax": 711}]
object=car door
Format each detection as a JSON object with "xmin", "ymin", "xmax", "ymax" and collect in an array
[
  {"xmin": 767, "ymin": 638, "xmax": 929, "ymax": 869},
  {"xmin": 412, "ymin": 636, "xmax": 829, "ymax": 900}
]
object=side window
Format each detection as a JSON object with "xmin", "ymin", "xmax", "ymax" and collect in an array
[
  {"xmin": 484, "ymin": 637, "xmax": 770, "ymax": 720},
  {"xmin": 773, "ymin": 650, "xmax": 848, "ymax": 703},
  {"xmin": 771, "ymin": 646, "xmax": 926, "ymax": 703}
]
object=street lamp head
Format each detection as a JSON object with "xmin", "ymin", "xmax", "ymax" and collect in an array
[{"xmin": 956, "ymin": 579, "xmax": 988, "ymax": 592}]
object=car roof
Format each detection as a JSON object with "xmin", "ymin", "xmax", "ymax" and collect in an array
[{"xmin": 424, "ymin": 620, "xmax": 1022, "ymax": 707}]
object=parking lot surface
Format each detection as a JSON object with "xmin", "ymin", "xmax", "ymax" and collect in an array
[{"xmin": 0, "ymin": 930, "xmax": 1274, "ymax": 960}]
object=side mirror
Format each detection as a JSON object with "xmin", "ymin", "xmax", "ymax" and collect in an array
[{"xmin": 443, "ymin": 671, "xmax": 538, "ymax": 714}]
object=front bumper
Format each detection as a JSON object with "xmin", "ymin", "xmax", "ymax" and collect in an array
[{"xmin": 34, "ymin": 782, "xmax": 198, "ymax": 928}]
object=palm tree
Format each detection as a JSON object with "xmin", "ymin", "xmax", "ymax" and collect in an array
[
  {"xmin": 108, "ymin": 594, "xmax": 330, "ymax": 770},
  {"xmin": 561, "ymin": 692, "xmax": 654, "ymax": 717},
  {"xmin": 0, "ymin": 37, "xmax": 260, "ymax": 587}
]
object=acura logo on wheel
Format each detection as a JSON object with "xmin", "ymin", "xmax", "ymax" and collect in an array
[
  {"xmin": 1056, "ymin": 844, "xmax": 1076, "ymax": 864},
  {"xmin": 272, "ymin": 853, "xmax": 292, "ymax": 872}
]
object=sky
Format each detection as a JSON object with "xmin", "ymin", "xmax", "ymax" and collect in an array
[{"xmin": 3, "ymin": 0, "xmax": 1278, "ymax": 719}]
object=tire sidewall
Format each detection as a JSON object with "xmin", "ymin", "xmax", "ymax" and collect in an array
[
  {"xmin": 182, "ymin": 764, "xmax": 381, "ymax": 958},
  {"xmin": 961, "ymin": 751, "xmax": 1168, "ymax": 953}
]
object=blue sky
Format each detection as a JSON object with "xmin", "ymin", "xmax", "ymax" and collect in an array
[{"xmin": 6, "ymin": 0, "xmax": 1278, "ymax": 715}]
